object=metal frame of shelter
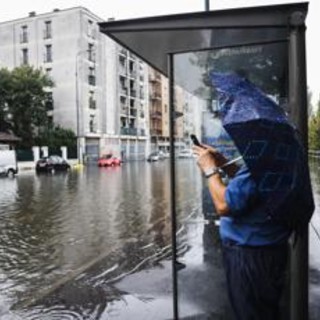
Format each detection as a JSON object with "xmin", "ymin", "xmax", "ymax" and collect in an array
[{"xmin": 100, "ymin": 3, "xmax": 310, "ymax": 319}]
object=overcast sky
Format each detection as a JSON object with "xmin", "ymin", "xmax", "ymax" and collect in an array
[{"xmin": 0, "ymin": 0, "xmax": 319, "ymax": 104}]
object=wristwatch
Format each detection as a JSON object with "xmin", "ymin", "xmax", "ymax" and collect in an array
[{"xmin": 204, "ymin": 166, "xmax": 223, "ymax": 179}]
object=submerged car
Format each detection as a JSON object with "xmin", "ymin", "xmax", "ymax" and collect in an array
[
  {"xmin": 98, "ymin": 154, "xmax": 121, "ymax": 167},
  {"xmin": 36, "ymin": 155, "xmax": 71, "ymax": 173}
]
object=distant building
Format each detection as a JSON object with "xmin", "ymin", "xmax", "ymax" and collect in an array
[
  {"xmin": 0, "ymin": 7, "xmax": 149, "ymax": 161},
  {"xmin": 0, "ymin": 7, "xmax": 201, "ymax": 161}
]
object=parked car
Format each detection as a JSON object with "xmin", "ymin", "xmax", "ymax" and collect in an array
[
  {"xmin": 98, "ymin": 154, "xmax": 121, "ymax": 167},
  {"xmin": 36, "ymin": 155, "xmax": 70, "ymax": 173},
  {"xmin": 0, "ymin": 150, "xmax": 18, "ymax": 177},
  {"xmin": 177, "ymin": 149, "xmax": 195, "ymax": 158},
  {"xmin": 146, "ymin": 151, "xmax": 166, "ymax": 162}
]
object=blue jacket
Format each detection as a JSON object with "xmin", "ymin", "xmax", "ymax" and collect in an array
[{"xmin": 220, "ymin": 165, "xmax": 291, "ymax": 246}]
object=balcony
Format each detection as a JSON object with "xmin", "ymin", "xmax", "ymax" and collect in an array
[
  {"xmin": 150, "ymin": 129, "xmax": 162, "ymax": 136},
  {"xmin": 130, "ymin": 90, "xmax": 137, "ymax": 97},
  {"xmin": 129, "ymin": 69, "xmax": 137, "ymax": 78},
  {"xmin": 120, "ymin": 106, "xmax": 128, "ymax": 115},
  {"xmin": 149, "ymin": 73, "xmax": 161, "ymax": 82},
  {"xmin": 120, "ymin": 127, "xmax": 138, "ymax": 136},
  {"xmin": 129, "ymin": 109, "xmax": 137, "ymax": 117},
  {"xmin": 151, "ymin": 111, "xmax": 162, "ymax": 119},
  {"xmin": 150, "ymin": 92, "xmax": 162, "ymax": 100},
  {"xmin": 119, "ymin": 47, "xmax": 127, "ymax": 56},
  {"xmin": 120, "ymin": 87, "xmax": 128, "ymax": 95}
]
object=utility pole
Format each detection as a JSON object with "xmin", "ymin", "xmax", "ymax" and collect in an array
[{"xmin": 205, "ymin": 0, "xmax": 210, "ymax": 11}]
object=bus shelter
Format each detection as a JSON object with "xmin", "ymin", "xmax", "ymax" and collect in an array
[{"xmin": 100, "ymin": 3, "xmax": 311, "ymax": 319}]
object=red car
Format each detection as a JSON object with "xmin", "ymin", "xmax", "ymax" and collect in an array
[{"xmin": 98, "ymin": 154, "xmax": 121, "ymax": 167}]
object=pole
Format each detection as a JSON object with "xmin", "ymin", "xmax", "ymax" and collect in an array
[
  {"xmin": 288, "ymin": 16, "xmax": 309, "ymax": 320},
  {"xmin": 168, "ymin": 53, "xmax": 179, "ymax": 320},
  {"xmin": 75, "ymin": 52, "xmax": 82, "ymax": 164},
  {"xmin": 205, "ymin": 0, "xmax": 210, "ymax": 11}
]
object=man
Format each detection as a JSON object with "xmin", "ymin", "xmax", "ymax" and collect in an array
[{"xmin": 193, "ymin": 144, "xmax": 291, "ymax": 320}]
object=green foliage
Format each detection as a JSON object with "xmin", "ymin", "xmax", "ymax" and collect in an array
[
  {"xmin": 0, "ymin": 68, "xmax": 12, "ymax": 132},
  {"xmin": 0, "ymin": 65, "xmax": 53, "ymax": 147},
  {"xmin": 36, "ymin": 126, "xmax": 76, "ymax": 149},
  {"xmin": 309, "ymin": 99, "xmax": 320, "ymax": 150}
]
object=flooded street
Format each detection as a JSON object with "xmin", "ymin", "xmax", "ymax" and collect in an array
[{"xmin": 0, "ymin": 160, "xmax": 319, "ymax": 319}]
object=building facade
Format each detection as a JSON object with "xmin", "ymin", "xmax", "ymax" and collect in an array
[{"xmin": 0, "ymin": 7, "xmax": 202, "ymax": 161}]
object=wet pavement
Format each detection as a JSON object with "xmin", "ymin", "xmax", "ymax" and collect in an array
[{"xmin": 0, "ymin": 160, "xmax": 319, "ymax": 319}]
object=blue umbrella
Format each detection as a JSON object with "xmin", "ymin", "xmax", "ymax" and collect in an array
[{"xmin": 210, "ymin": 72, "xmax": 314, "ymax": 227}]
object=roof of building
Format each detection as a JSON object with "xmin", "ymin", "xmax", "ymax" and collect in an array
[
  {"xmin": 0, "ymin": 132, "xmax": 21, "ymax": 142},
  {"xmin": 0, "ymin": 6, "xmax": 104, "ymax": 26}
]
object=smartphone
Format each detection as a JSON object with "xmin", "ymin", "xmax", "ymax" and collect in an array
[{"xmin": 190, "ymin": 134, "xmax": 203, "ymax": 147}]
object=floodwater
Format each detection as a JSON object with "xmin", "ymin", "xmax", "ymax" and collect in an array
[{"xmin": 0, "ymin": 160, "xmax": 319, "ymax": 319}]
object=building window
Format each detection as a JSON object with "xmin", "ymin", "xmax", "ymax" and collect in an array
[
  {"xmin": 44, "ymin": 21, "xmax": 52, "ymax": 39},
  {"xmin": 88, "ymin": 20, "xmax": 95, "ymax": 38},
  {"xmin": 88, "ymin": 67, "xmax": 96, "ymax": 86},
  {"xmin": 45, "ymin": 45, "xmax": 52, "ymax": 63},
  {"xmin": 45, "ymin": 68, "xmax": 52, "ymax": 78},
  {"xmin": 22, "ymin": 48, "xmax": 28, "ymax": 65},
  {"xmin": 88, "ymin": 43, "xmax": 94, "ymax": 62},
  {"xmin": 20, "ymin": 25, "xmax": 28, "ymax": 43},
  {"xmin": 45, "ymin": 92, "xmax": 53, "ymax": 110},
  {"xmin": 47, "ymin": 115, "xmax": 53, "ymax": 127},
  {"xmin": 89, "ymin": 115, "xmax": 95, "ymax": 133},
  {"xmin": 89, "ymin": 92, "xmax": 96, "ymax": 109}
]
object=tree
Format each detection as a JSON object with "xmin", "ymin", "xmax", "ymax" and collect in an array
[
  {"xmin": 0, "ymin": 65, "xmax": 53, "ymax": 147},
  {"xmin": 0, "ymin": 68, "xmax": 12, "ymax": 132},
  {"xmin": 36, "ymin": 125, "xmax": 76, "ymax": 150},
  {"xmin": 308, "ymin": 99, "xmax": 320, "ymax": 150}
]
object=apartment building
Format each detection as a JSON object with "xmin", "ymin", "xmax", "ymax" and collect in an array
[{"xmin": 0, "ymin": 7, "xmax": 150, "ymax": 161}]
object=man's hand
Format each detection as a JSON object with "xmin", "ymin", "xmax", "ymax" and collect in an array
[
  {"xmin": 192, "ymin": 145, "xmax": 223, "ymax": 172},
  {"xmin": 192, "ymin": 145, "xmax": 230, "ymax": 215}
]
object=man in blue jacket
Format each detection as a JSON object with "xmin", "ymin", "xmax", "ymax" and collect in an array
[{"xmin": 193, "ymin": 144, "xmax": 291, "ymax": 320}]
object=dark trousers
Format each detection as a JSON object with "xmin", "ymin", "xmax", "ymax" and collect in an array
[{"xmin": 222, "ymin": 241, "xmax": 288, "ymax": 320}]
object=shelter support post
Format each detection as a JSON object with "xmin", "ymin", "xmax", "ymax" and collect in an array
[
  {"xmin": 168, "ymin": 53, "xmax": 179, "ymax": 320},
  {"xmin": 289, "ymin": 21, "xmax": 309, "ymax": 320},
  {"xmin": 205, "ymin": 0, "xmax": 210, "ymax": 11}
]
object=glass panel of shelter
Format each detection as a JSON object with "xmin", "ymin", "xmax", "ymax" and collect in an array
[{"xmin": 172, "ymin": 41, "xmax": 288, "ymax": 319}]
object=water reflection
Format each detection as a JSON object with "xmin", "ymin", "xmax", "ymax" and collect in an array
[
  {"xmin": 0, "ymin": 161, "xmax": 202, "ymax": 319},
  {"xmin": 0, "ymin": 159, "xmax": 319, "ymax": 319}
]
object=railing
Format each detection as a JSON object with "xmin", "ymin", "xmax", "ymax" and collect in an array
[
  {"xmin": 150, "ymin": 129, "xmax": 162, "ymax": 136},
  {"xmin": 129, "ymin": 109, "xmax": 137, "ymax": 117},
  {"xmin": 120, "ymin": 127, "xmax": 138, "ymax": 136},
  {"xmin": 130, "ymin": 90, "xmax": 137, "ymax": 97},
  {"xmin": 120, "ymin": 87, "xmax": 128, "ymax": 95},
  {"xmin": 151, "ymin": 111, "xmax": 162, "ymax": 119}
]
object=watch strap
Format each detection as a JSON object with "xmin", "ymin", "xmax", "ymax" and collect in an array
[{"xmin": 204, "ymin": 166, "xmax": 222, "ymax": 179}]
